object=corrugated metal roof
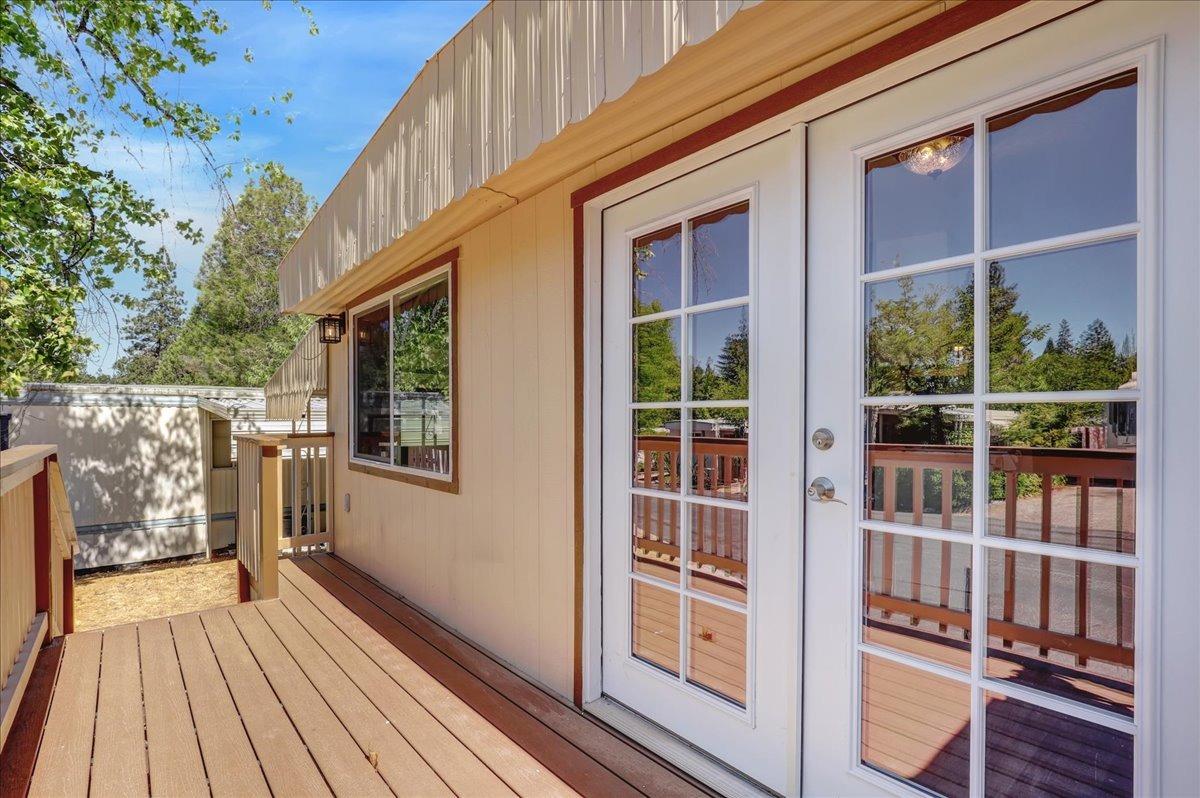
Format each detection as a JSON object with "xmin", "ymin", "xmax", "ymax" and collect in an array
[
  {"xmin": 265, "ymin": 322, "xmax": 327, "ymax": 421},
  {"xmin": 278, "ymin": 0, "xmax": 761, "ymax": 310}
]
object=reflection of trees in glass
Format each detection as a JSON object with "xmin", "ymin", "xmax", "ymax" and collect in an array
[
  {"xmin": 633, "ymin": 298, "xmax": 681, "ymax": 432},
  {"xmin": 392, "ymin": 281, "xmax": 450, "ymax": 395},
  {"xmin": 692, "ymin": 312, "xmax": 748, "ymax": 401},
  {"xmin": 866, "ymin": 272, "xmax": 973, "ymax": 396}
]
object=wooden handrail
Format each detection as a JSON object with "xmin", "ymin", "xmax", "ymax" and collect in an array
[
  {"xmin": 1, "ymin": 445, "xmax": 76, "ymax": 749},
  {"xmin": 236, "ymin": 434, "xmax": 334, "ymax": 601}
]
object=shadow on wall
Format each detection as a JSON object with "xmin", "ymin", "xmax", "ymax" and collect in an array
[{"xmin": 9, "ymin": 400, "xmax": 206, "ymax": 568}]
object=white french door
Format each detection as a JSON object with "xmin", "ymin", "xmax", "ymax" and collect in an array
[
  {"xmin": 802, "ymin": 15, "xmax": 1159, "ymax": 798},
  {"xmin": 600, "ymin": 132, "xmax": 803, "ymax": 793}
]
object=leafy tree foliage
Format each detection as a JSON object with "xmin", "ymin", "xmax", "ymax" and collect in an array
[
  {"xmin": 1, "ymin": 0, "xmax": 312, "ymax": 395},
  {"xmin": 112, "ymin": 260, "xmax": 185, "ymax": 383},
  {"xmin": 153, "ymin": 163, "xmax": 314, "ymax": 386}
]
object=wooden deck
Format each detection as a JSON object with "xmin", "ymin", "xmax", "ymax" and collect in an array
[{"xmin": 6, "ymin": 555, "xmax": 710, "ymax": 798}]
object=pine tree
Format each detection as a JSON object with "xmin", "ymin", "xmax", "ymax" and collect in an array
[
  {"xmin": 112, "ymin": 261, "xmax": 186, "ymax": 384},
  {"xmin": 154, "ymin": 164, "xmax": 314, "ymax": 386},
  {"xmin": 1054, "ymin": 319, "xmax": 1074, "ymax": 354}
]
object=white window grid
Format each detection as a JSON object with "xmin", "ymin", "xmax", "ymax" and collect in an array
[
  {"xmin": 850, "ymin": 62, "xmax": 1150, "ymax": 798},
  {"xmin": 624, "ymin": 188, "xmax": 757, "ymax": 715}
]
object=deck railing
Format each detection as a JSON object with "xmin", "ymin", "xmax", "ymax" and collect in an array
[
  {"xmin": 235, "ymin": 433, "xmax": 333, "ymax": 601},
  {"xmin": 632, "ymin": 435, "xmax": 1134, "ymax": 681},
  {"xmin": 865, "ymin": 443, "xmax": 1136, "ymax": 677},
  {"xmin": 0, "ymin": 444, "xmax": 77, "ymax": 748}
]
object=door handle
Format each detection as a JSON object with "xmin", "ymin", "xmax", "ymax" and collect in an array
[{"xmin": 807, "ymin": 476, "xmax": 845, "ymax": 504}]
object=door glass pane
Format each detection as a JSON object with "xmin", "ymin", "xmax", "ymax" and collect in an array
[
  {"xmin": 633, "ymin": 494, "xmax": 680, "ymax": 583},
  {"xmin": 690, "ymin": 201, "xmax": 750, "ymax": 305},
  {"xmin": 863, "ymin": 530, "xmax": 971, "ymax": 670},
  {"xmin": 632, "ymin": 580, "xmax": 679, "ymax": 676},
  {"xmin": 690, "ymin": 305, "xmax": 749, "ymax": 401},
  {"xmin": 861, "ymin": 654, "xmax": 970, "ymax": 798},
  {"xmin": 689, "ymin": 410, "xmax": 749, "ymax": 502},
  {"xmin": 687, "ymin": 598, "xmax": 746, "ymax": 706},
  {"xmin": 688, "ymin": 503, "xmax": 747, "ymax": 604},
  {"xmin": 354, "ymin": 302, "xmax": 392, "ymax": 461},
  {"xmin": 987, "ymin": 402, "xmax": 1136, "ymax": 553},
  {"xmin": 988, "ymin": 239, "xmax": 1137, "ymax": 393},
  {"xmin": 986, "ymin": 549, "xmax": 1134, "ymax": 717},
  {"xmin": 866, "ymin": 405, "xmax": 973, "ymax": 532},
  {"xmin": 392, "ymin": 278, "xmax": 451, "ymax": 474},
  {"xmin": 865, "ymin": 267, "xmax": 974, "ymax": 396},
  {"xmin": 633, "ymin": 409, "xmax": 682, "ymax": 492},
  {"xmin": 989, "ymin": 71, "xmax": 1137, "ymax": 249},
  {"xmin": 633, "ymin": 316, "xmax": 681, "ymax": 402},
  {"xmin": 633, "ymin": 225, "xmax": 682, "ymax": 315},
  {"xmin": 984, "ymin": 692, "xmax": 1133, "ymax": 797},
  {"xmin": 866, "ymin": 127, "xmax": 974, "ymax": 271}
]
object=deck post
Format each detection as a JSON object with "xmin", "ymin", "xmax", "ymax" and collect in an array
[
  {"xmin": 259, "ymin": 445, "xmax": 282, "ymax": 599},
  {"xmin": 31, "ymin": 458, "xmax": 51, "ymax": 616}
]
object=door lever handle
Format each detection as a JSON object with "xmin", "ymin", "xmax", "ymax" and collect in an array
[{"xmin": 807, "ymin": 476, "xmax": 846, "ymax": 505}]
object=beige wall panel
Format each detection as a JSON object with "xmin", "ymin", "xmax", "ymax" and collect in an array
[
  {"xmin": 8, "ymin": 405, "xmax": 205, "ymax": 528},
  {"xmin": 331, "ymin": 172, "xmax": 578, "ymax": 695}
]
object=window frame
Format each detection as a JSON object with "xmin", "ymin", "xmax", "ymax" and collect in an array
[{"xmin": 346, "ymin": 248, "xmax": 459, "ymax": 493}]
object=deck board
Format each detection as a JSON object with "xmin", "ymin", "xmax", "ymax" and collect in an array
[
  {"xmin": 169, "ymin": 612, "xmax": 270, "ymax": 798},
  {"xmin": 17, "ymin": 555, "xmax": 711, "ymax": 798},
  {"xmin": 302, "ymin": 554, "xmax": 707, "ymax": 798},
  {"xmin": 138, "ymin": 617, "xmax": 207, "ymax": 798},
  {"xmin": 91, "ymin": 623, "xmax": 149, "ymax": 798},
  {"xmin": 27, "ymin": 631, "xmax": 101, "ymax": 798},
  {"xmin": 274, "ymin": 577, "xmax": 538, "ymax": 796},
  {"xmin": 199, "ymin": 607, "xmax": 331, "ymax": 797},
  {"xmin": 254, "ymin": 598, "xmax": 456, "ymax": 797}
]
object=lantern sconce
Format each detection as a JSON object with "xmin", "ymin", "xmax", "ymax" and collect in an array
[{"xmin": 319, "ymin": 313, "xmax": 346, "ymax": 344}]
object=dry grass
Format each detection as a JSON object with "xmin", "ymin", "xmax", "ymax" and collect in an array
[{"xmin": 73, "ymin": 556, "xmax": 239, "ymax": 632}]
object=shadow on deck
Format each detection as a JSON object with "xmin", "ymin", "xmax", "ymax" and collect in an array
[{"xmin": 2, "ymin": 555, "xmax": 711, "ymax": 798}]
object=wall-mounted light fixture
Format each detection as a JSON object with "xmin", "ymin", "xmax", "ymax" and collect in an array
[{"xmin": 319, "ymin": 312, "xmax": 346, "ymax": 344}]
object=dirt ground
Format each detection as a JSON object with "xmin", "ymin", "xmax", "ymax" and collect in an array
[{"xmin": 73, "ymin": 556, "xmax": 239, "ymax": 632}]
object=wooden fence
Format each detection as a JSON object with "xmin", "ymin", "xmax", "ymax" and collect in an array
[
  {"xmin": 236, "ymin": 433, "xmax": 333, "ymax": 601},
  {"xmin": 0, "ymin": 445, "xmax": 77, "ymax": 748}
]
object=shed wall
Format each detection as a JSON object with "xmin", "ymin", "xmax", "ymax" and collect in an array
[{"xmin": 6, "ymin": 404, "xmax": 207, "ymax": 568}]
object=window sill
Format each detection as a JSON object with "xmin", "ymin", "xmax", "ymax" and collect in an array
[{"xmin": 348, "ymin": 459, "xmax": 459, "ymax": 494}]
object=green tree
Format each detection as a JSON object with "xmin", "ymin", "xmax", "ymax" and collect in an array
[
  {"xmin": 866, "ymin": 274, "xmax": 973, "ymax": 396},
  {"xmin": 1054, "ymin": 319, "xmax": 1074, "ymax": 354},
  {"xmin": 112, "ymin": 261, "xmax": 185, "ymax": 383},
  {"xmin": 1, "ymin": 0, "xmax": 313, "ymax": 395},
  {"xmin": 154, "ymin": 164, "xmax": 314, "ymax": 386}
]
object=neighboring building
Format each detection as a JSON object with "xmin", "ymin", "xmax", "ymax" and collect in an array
[{"xmin": 1, "ymin": 384, "xmax": 325, "ymax": 569}]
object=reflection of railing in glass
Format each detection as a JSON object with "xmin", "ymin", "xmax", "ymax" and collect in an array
[
  {"xmin": 633, "ymin": 435, "xmax": 748, "ymax": 592},
  {"xmin": 865, "ymin": 443, "xmax": 1135, "ymax": 715}
]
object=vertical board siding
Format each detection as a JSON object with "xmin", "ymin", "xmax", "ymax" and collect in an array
[
  {"xmin": 1, "ymin": 480, "xmax": 36, "ymax": 685},
  {"xmin": 279, "ymin": 0, "xmax": 759, "ymax": 309},
  {"xmin": 332, "ymin": 176, "xmax": 574, "ymax": 695}
]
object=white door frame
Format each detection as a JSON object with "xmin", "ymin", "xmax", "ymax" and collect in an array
[{"xmin": 577, "ymin": 3, "xmax": 1184, "ymax": 795}]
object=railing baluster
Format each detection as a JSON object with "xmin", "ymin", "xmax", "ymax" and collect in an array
[
  {"xmin": 1077, "ymin": 475, "xmax": 1091, "ymax": 667},
  {"xmin": 1039, "ymin": 472, "xmax": 1053, "ymax": 656},
  {"xmin": 1001, "ymin": 469, "xmax": 1017, "ymax": 648}
]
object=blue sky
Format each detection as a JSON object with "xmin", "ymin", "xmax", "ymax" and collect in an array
[{"xmin": 83, "ymin": 0, "xmax": 485, "ymax": 374}]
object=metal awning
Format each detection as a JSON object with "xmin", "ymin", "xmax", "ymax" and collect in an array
[{"xmin": 265, "ymin": 322, "xmax": 327, "ymax": 421}]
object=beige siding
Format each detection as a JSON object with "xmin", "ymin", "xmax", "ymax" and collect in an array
[
  {"xmin": 6, "ymin": 404, "xmax": 206, "ymax": 529},
  {"xmin": 330, "ymin": 176, "xmax": 576, "ymax": 694},
  {"xmin": 1, "ymin": 479, "xmax": 36, "ymax": 685}
]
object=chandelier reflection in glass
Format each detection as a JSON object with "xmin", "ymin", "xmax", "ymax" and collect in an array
[{"xmin": 897, "ymin": 133, "xmax": 972, "ymax": 178}]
